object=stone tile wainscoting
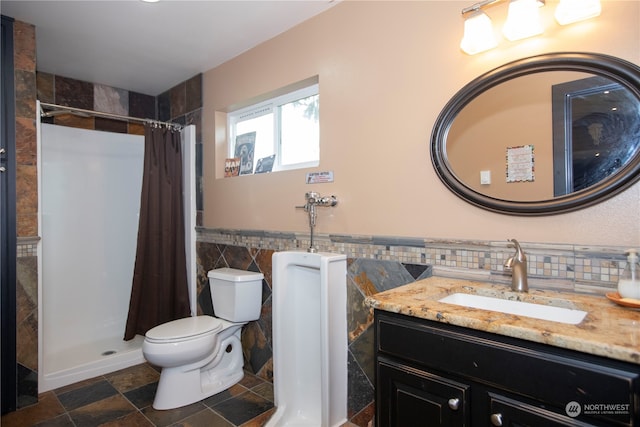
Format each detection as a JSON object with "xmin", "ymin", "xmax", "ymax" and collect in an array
[
  {"xmin": 13, "ymin": 228, "xmax": 633, "ymax": 426},
  {"xmin": 196, "ymin": 227, "xmax": 631, "ymax": 426}
]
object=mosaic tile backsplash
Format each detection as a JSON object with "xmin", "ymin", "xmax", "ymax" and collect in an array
[{"xmin": 199, "ymin": 228, "xmax": 630, "ymax": 293}]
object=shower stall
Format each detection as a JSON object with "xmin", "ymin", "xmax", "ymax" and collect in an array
[{"xmin": 37, "ymin": 115, "xmax": 196, "ymax": 393}]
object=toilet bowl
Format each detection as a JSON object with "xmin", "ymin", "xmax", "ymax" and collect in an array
[{"xmin": 142, "ymin": 268, "xmax": 263, "ymax": 410}]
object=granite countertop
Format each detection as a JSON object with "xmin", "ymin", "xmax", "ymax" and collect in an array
[{"xmin": 364, "ymin": 276, "xmax": 640, "ymax": 365}]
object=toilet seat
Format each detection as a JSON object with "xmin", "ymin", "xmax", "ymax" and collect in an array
[{"xmin": 145, "ymin": 316, "xmax": 223, "ymax": 343}]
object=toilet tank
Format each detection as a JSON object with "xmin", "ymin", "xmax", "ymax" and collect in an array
[{"xmin": 207, "ymin": 268, "xmax": 264, "ymax": 322}]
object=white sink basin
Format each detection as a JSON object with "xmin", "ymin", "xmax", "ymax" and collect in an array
[{"xmin": 438, "ymin": 293, "xmax": 587, "ymax": 325}]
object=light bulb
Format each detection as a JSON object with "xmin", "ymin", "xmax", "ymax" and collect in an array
[
  {"xmin": 460, "ymin": 11, "xmax": 498, "ymax": 55},
  {"xmin": 503, "ymin": 0, "xmax": 544, "ymax": 42},
  {"xmin": 555, "ymin": 0, "xmax": 601, "ymax": 25}
]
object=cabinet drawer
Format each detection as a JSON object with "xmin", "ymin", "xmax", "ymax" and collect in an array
[
  {"xmin": 486, "ymin": 391, "xmax": 597, "ymax": 426},
  {"xmin": 376, "ymin": 311, "xmax": 639, "ymax": 425},
  {"xmin": 377, "ymin": 357, "xmax": 469, "ymax": 427}
]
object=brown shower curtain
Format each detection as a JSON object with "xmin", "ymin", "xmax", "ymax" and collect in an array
[{"xmin": 124, "ymin": 124, "xmax": 190, "ymax": 341}]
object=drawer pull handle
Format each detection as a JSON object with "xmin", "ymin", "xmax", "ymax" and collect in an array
[
  {"xmin": 448, "ymin": 398, "xmax": 460, "ymax": 410},
  {"xmin": 490, "ymin": 413, "xmax": 503, "ymax": 426}
]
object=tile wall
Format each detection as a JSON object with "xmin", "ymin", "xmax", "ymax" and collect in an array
[
  {"xmin": 13, "ymin": 19, "xmax": 39, "ymax": 409},
  {"xmin": 196, "ymin": 227, "xmax": 630, "ymax": 426},
  {"xmin": 196, "ymin": 237, "xmax": 432, "ymax": 426}
]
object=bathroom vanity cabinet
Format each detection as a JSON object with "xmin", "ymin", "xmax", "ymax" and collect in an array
[{"xmin": 374, "ymin": 310, "xmax": 640, "ymax": 427}]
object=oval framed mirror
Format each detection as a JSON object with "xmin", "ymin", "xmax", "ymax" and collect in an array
[{"xmin": 431, "ymin": 52, "xmax": 640, "ymax": 215}]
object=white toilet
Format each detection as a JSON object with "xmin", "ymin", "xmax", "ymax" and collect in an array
[{"xmin": 142, "ymin": 267, "xmax": 263, "ymax": 410}]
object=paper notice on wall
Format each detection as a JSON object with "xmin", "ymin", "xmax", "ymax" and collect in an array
[
  {"xmin": 506, "ymin": 145, "xmax": 534, "ymax": 183},
  {"xmin": 306, "ymin": 171, "xmax": 334, "ymax": 184}
]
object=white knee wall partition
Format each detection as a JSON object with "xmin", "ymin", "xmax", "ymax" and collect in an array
[{"xmin": 267, "ymin": 251, "xmax": 348, "ymax": 427}]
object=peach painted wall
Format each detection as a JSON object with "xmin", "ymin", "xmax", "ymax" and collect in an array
[{"xmin": 202, "ymin": 0, "xmax": 640, "ymax": 247}]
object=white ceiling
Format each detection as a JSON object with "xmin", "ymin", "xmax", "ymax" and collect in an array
[{"xmin": 1, "ymin": 0, "xmax": 338, "ymax": 95}]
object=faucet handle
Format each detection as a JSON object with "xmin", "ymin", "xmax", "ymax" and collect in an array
[
  {"xmin": 507, "ymin": 239, "xmax": 526, "ymax": 258},
  {"xmin": 319, "ymin": 195, "xmax": 338, "ymax": 207}
]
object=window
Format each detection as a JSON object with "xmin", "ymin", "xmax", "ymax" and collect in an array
[{"xmin": 228, "ymin": 83, "xmax": 319, "ymax": 174}]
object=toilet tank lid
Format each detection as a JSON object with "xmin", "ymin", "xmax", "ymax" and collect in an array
[
  {"xmin": 145, "ymin": 316, "xmax": 222, "ymax": 341},
  {"xmin": 208, "ymin": 267, "xmax": 264, "ymax": 282}
]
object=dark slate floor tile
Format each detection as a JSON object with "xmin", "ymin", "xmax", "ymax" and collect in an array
[
  {"xmin": 141, "ymin": 402, "xmax": 206, "ymax": 427},
  {"xmin": 56, "ymin": 379, "xmax": 118, "ymax": 411},
  {"xmin": 100, "ymin": 411, "xmax": 154, "ymax": 426},
  {"xmin": 33, "ymin": 413, "xmax": 75, "ymax": 427},
  {"xmin": 67, "ymin": 394, "xmax": 136, "ymax": 427},
  {"xmin": 169, "ymin": 408, "xmax": 233, "ymax": 427},
  {"xmin": 249, "ymin": 382, "xmax": 274, "ymax": 403},
  {"xmin": 238, "ymin": 372, "xmax": 265, "ymax": 390},
  {"xmin": 106, "ymin": 363, "xmax": 160, "ymax": 394},
  {"xmin": 202, "ymin": 383, "xmax": 247, "ymax": 407},
  {"xmin": 4, "ymin": 362, "xmax": 278, "ymax": 427},
  {"xmin": 123, "ymin": 381, "xmax": 158, "ymax": 409},
  {"xmin": 0, "ymin": 391, "xmax": 66, "ymax": 427},
  {"xmin": 210, "ymin": 391, "xmax": 274, "ymax": 426}
]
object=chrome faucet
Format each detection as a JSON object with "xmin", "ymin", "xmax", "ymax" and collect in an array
[{"xmin": 504, "ymin": 239, "xmax": 528, "ymax": 292}]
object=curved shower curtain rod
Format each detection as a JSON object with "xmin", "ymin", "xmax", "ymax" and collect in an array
[{"xmin": 39, "ymin": 102, "xmax": 183, "ymax": 131}]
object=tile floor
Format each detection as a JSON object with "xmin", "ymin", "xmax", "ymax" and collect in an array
[{"xmin": 1, "ymin": 363, "xmax": 277, "ymax": 427}]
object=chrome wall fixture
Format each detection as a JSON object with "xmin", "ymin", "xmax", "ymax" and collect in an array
[
  {"xmin": 460, "ymin": 0, "xmax": 602, "ymax": 55},
  {"xmin": 296, "ymin": 192, "xmax": 338, "ymax": 253}
]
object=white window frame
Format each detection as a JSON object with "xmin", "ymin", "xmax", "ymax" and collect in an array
[{"xmin": 228, "ymin": 83, "xmax": 319, "ymax": 173}]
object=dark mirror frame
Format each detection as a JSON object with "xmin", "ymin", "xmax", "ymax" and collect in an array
[{"xmin": 431, "ymin": 52, "xmax": 640, "ymax": 216}]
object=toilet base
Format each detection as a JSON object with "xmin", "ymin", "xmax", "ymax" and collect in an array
[{"xmin": 152, "ymin": 331, "xmax": 245, "ymax": 410}]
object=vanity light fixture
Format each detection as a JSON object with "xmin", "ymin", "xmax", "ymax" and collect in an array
[{"xmin": 460, "ymin": 0, "xmax": 601, "ymax": 55}]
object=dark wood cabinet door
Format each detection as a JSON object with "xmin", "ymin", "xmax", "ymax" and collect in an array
[{"xmin": 377, "ymin": 358, "xmax": 470, "ymax": 427}]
